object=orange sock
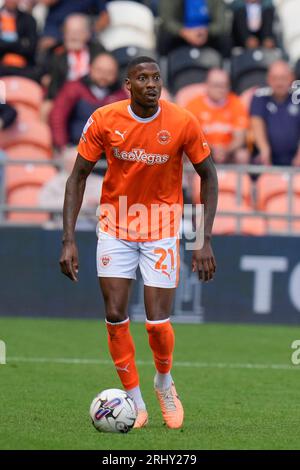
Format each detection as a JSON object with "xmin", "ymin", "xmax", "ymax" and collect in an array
[
  {"xmin": 146, "ymin": 319, "xmax": 175, "ymax": 374},
  {"xmin": 106, "ymin": 318, "xmax": 139, "ymax": 390}
]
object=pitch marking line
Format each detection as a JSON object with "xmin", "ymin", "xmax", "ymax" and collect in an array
[{"xmin": 6, "ymin": 357, "xmax": 300, "ymax": 370}]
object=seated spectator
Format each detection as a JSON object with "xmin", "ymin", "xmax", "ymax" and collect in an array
[
  {"xmin": 49, "ymin": 52, "xmax": 127, "ymax": 150},
  {"xmin": 39, "ymin": 0, "xmax": 109, "ymax": 52},
  {"xmin": 41, "ymin": 14, "xmax": 105, "ymax": 120},
  {"xmin": 250, "ymin": 60, "xmax": 300, "ymax": 166},
  {"xmin": 158, "ymin": 0, "xmax": 231, "ymax": 56},
  {"xmin": 0, "ymin": 102, "xmax": 17, "ymax": 131},
  {"xmin": 186, "ymin": 69, "xmax": 249, "ymax": 164},
  {"xmin": 17, "ymin": 0, "xmax": 37, "ymax": 12},
  {"xmin": 232, "ymin": 0, "xmax": 276, "ymax": 49},
  {"xmin": 0, "ymin": 0, "xmax": 38, "ymax": 80},
  {"xmin": 39, "ymin": 146, "xmax": 103, "ymax": 228}
]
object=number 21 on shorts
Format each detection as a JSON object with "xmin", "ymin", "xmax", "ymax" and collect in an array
[{"xmin": 154, "ymin": 248, "xmax": 175, "ymax": 279}]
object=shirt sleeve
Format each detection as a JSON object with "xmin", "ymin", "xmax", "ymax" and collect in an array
[
  {"xmin": 232, "ymin": 98, "xmax": 249, "ymax": 130},
  {"xmin": 250, "ymin": 95, "xmax": 266, "ymax": 119},
  {"xmin": 77, "ymin": 111, "xmax": 104, "ymax": 162},
  {"xmin": 183, "ymin": 111, "xmax": 210, "ymax": 164}
]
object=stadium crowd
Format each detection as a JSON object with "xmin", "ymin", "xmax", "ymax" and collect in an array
[{"xmin": 0, "ymin": 0, "xmax": 300, "ymax": 234}]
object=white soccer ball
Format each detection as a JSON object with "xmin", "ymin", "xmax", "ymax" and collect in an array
[{"xmin": 90, "ymin": 388, "xmax": 137, "ymax": 433}]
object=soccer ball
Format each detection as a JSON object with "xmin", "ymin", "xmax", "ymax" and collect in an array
[{"xmin": 90, "ymin": 389, "xmax": 137, "ymax": 433}]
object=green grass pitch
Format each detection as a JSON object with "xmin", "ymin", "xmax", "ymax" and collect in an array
[{"xmin": 0, "ymin": 316, "xmax": 300, "ymax": 450}]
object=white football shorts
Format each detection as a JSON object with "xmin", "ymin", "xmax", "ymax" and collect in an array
[{"xmin": 97, "ymin": 231, "xmax": 180, "ymax": 288}]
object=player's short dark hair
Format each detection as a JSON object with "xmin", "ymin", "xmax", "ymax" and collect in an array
[{"xmin": 127, "ymin": 56, "xmax": 159, "ymax": 77}]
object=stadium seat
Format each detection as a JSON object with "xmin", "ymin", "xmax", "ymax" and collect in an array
[
  {"xmin": 167, "ymin": 46, "xmax": 222, "ymax": 95},
  {"xmin": 275, "ymin": 0, "xmax": 300, "ymax": 62},
  {"xmin": 231, "ymin": 48, "xmax": 283, "ymax": 94},
  {"xmin": 256, "ymin": 173, "xmax": 296, "ymax": 210},
  {"xmin": 175, "ymin": 83, "xmax": 207, "ymax": 107},
  {"xmin": 5, "ymin": 163, "xmax": 57, "ymax": 194},
  {"xmin": 7, "ymin": 184, "xmax": 50, "ymax": 223},
  {"xmin": 99, "ymin": 1, "xmax": 155, "ymax": 51},
  {"xmin": 0, "ymin": 121, "xmax": 52, "ymax": 156},
  {"xmin": 192, "ymin": 171, "xmax": 252, "ymax": 205},
  {"xmin": 213, "ymin": 193, "xmax": 266, "ymax": 235},
  {"xmin": 265, "ymin": 194, "xmax": 300, "ymax": 234},
  {"xmin": 213, "ymin": 215, "xmax": 266, "ymax": 235},
  {"xmin": 15, "ymin": 103, "xmax": 40, "ymax": 123},
  {"xmin": 0, "ymin": 76, "xmax": 43, "ymax": 112},
  {"xmin": 6, "ymin": 145, "xmax": 51, "ymax": 160},
  {"xmin": 112, "ymin": 46, "xmax": 158, "ymax": 83}
]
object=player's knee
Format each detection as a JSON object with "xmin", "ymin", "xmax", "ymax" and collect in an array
[{"xmin": 105, "ymin": 307, "xmax": 128, "ymax": 324}]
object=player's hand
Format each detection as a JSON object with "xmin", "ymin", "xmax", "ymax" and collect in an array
[
  {"xmin": 180, "ymin": 27, "xmax": 208, "ymax": 47},
  {"xmin": 192, "ymin": 241, "xmax": 216, "ymax": 282},
  {"xmin": 59, "ymin": 240, "xmax": 79, "ymax": 282},
  {"xmin": 258, "ymin": 146, "xmax": 271, "ymax": 166}
]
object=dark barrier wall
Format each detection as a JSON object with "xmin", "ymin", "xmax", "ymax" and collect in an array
[{"xmin": 0, "ymin": 227, "xmax": 300, "ymax": 324}]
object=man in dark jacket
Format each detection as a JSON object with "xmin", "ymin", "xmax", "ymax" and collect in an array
[
  {"xmin": 0, "ymin": 0, "xmax": 38, "ymax": 79},
  {"xmin": 46, "ymin": 14, "xmax": 105, "ymax": 100},
  {"xmin": 49, "ymin": 52, "xmax": 127, "ymax": 150},
  {"xmin": 158, "ymin": 0, "xmax": 232, "ymax": 56},
  {"xmin": 232, "ymin": 0, "xmax": 275, "ymax": 49},
  {"xmin": 39, "ymin": 0, "xmax": 109, "ymax": 52},
  {"xmin": 41, "ymin": 13, "xmax": 105, "ymax": 122}
]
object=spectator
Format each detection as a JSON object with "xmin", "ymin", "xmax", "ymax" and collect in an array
[
  {"xmin": 232, "ymin": 0, "xmax": 276, "ymax": 49},
  {"xmin": 250, "ymin": 60, "xmax": 300, "ymax": 166},
  {"xmin": 0, "ymin": 102, "xmax": 17, "ymax": 130},
  {"xmin": 49, "ymin": 52, "xmax": 127, "ymax": 150},
  {"xmin": 18, "ymin": 0, "xmax": 37, "ymax": 12},
  {"xmin": 41, "ymin": 14, "xmax": 105, "ymax": 120},
  {"xmin": 186, "ymin": 69, "xmax": 249, "ymax": 164},
  {"xmin": 0, "ymin": 0, "xmax": 38, "ymax": 79},
  {"xmin": 39, "ymin": 0, "xmax": 109, "ymax": 52},
  {"xmin": 39, "ymin": 146, "xmax": 103, "ymax": 228},
  {"xmin": 158, "ymin": 0, "xmax": 231, "ymax": 56}
]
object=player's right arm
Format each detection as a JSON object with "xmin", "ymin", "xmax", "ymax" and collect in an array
[{"xmin": 59, "ymin": 153, "xmax": 96, "ymax": 282}]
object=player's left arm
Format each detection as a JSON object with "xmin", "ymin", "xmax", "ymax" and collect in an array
[
  {"xmin": 192, "ymin": 156, "xmax": 218, "ymax": 282},
  {"xmin": 59, "ymin": 154, "xmax": 96, "ymax": 282}
]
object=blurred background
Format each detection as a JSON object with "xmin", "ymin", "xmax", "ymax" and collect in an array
[{"xmin": 0, "ymin": 0, "xmax": 300, "ymax": 325}]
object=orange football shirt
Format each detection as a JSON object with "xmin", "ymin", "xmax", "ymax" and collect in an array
[
  {"xmin": 77, "ymin": 99, "xmax": 210, "ymax": 240},
  {"xmin": 186, "ymin": 93, "xmax": 249, "ymax": 146}
]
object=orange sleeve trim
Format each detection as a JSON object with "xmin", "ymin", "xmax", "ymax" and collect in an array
[{"xmin": 191, "ymin": 147, "xmax": 211, "ymax": 165}]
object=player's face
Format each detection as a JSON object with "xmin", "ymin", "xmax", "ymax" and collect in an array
[{"xmin": 126, "ymin": 63, "xmax": 162, "ymax": 108}]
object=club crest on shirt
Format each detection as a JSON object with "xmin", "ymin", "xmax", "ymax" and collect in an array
[
  {"xmin": 157, "ymin": 130, "xmax": 171, "ymax": 145},
  {"xmin": 101, "ymin": 255, "xmax": 111, "ymax": 267}
]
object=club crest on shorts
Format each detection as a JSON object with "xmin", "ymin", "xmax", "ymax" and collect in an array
[
  {"xmin": 157, "ymin": 130, "xmax": 171, "ymax": 145},
  {"xmin": 101, "ymin": 255, "xmax": 111, "ymax": 267}
]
